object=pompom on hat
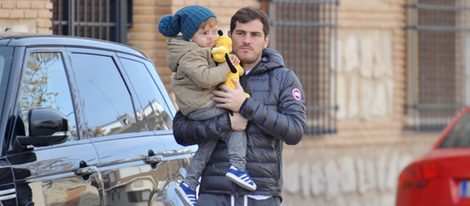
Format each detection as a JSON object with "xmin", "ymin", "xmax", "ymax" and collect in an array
[{"xmin": 158, "ymin": 5, "xmax": 216, "ymax": 40}]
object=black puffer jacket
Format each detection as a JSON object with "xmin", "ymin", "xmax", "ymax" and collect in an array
[{"xmin": 173, "ymin": 48, "xmax": 306, "ymax": 198}]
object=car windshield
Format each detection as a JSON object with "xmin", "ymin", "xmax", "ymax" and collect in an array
[{"xmin": 439, "ymin": 111, "xmax": 470, "ymax": 148}]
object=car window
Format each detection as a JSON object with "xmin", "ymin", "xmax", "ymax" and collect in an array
[
  {"xmin": 120, "ymin": 58, "xmax": 172, "ymax": 131},
  {"xmin": 439, "ymin": 112, "xmax": 470, "ymax": 148},
  {"xmin": 0, "ymin": 46, "xmax": 12, "ymax": 105},
  {"xmin": 0, "ymin": 53, "xmax": 4, "ymax": 80},
  {"xmin": 0, "ymin": 52, "xmax": 5, "ymax": 98},
  {"xmin": 18, "ymin": 52, "xmax": 78, "ymax": 139},
  {"xmin": 71, "ymin": 53, "xmax": 138, "ymax": 137}
]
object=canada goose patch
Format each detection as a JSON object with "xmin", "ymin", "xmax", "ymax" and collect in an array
[{"xmin": 292, "ymin": 87, "xmax": 302, "ymax": 101}]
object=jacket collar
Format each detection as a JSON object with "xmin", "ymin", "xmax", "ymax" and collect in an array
[{"xmin": 248, "ymin": 48, "xmax": 285, "ymax": 75}]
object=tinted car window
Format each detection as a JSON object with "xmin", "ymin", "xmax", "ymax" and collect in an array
[
  {"xmin": 0, "ymin": 47, "xmax": 12, "ymax": 105},
  {"xmin": 71, "ymin": 53, "xmax": 138, "ymax": 137},
  {"xmin": 18, "ymin": 52, "xmax": 78, "ymax": 139},
  {"xmin": 0, "ymin": 52, "xmax": 4, "ymax": 80},
  {"xmin": 120, "ymin": 58, "xmax": 172, "ymax": 131},
  {"xmin": 440, "ymin": 112, "xmax": 470, "ymax": 148}
]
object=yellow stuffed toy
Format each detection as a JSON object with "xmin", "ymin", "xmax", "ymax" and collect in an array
[{"xmin": 211, "ymin": 30, "xmax": 250, "ymax": 98}]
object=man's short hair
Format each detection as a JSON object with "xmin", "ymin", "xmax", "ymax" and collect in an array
[{"xmin": 230, "ymin": 7, "xmax": 270, "ymax": 37}]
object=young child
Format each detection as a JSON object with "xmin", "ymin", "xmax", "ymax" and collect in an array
[{"xmin": 158, "ymin": 5, "xmax": 256, "ymax": 206}]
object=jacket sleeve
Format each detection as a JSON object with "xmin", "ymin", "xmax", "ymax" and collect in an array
[
  {"xmin": 240, "ymin": 69, "xmax": 307, "ymax": 145},
  {"xmin": 179, "ymin": 49, "xmax": 229, "ymax": 89},
  {"xmin": 172, "ymin": 111, "xmax": 232, "ymax": 146}
]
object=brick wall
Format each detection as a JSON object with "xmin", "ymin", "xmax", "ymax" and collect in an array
[
  {"xmin": 0, "ymin": 0, "xmax": 52, "ymax": 34},
  {"xmin": 282, "ymin": 0, "xmax": 438, "ymax": 205},
  {"xmin": 288, "ymin": 0, "xmax": 424, "ymax": 144}
]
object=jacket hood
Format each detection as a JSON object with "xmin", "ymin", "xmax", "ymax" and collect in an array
[
  {"xmin": 250, "ymin": 48, "xmax": 285, "ymax": 75},
  {"xmin": 167, "ymin": 37, "xmax": 200, "ymax": 72}
]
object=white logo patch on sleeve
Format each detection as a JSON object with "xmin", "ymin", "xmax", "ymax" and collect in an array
[{"xmin": 291, "ymin": 87, "xmax": 302, "ymax": 101}]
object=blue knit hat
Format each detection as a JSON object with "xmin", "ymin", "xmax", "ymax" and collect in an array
[{"xmin": 158, "ymin": 5, "xmax": 216, "ymax": 40}]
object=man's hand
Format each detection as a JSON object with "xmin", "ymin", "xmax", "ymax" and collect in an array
[
  {"xmin": 212, "ymin": 78, "xmax": 247, "ymax": 112},
  {"xmin": 229, "ymin": 113, "xmax": 247, "ymax": 131}
]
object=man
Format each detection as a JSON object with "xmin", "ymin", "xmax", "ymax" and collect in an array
[{"xmin": 173, "ymin": 6, "xmax": 306, "ymax": 206}]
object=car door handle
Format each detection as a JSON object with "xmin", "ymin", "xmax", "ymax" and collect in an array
[
  {"xmin": 74, "ymin": 166, "xmax": 98, "ymax": 176},
  {"xmin": 144, "ymin": 155, "xmax": 163, "ymax": 164},
  {"xmin": 145, "ymin": 149, "xmax": 163, "ymax": 167},
  {"xmin": 74, "ymin": 160, "xmax": 97, "ymax": 176}
]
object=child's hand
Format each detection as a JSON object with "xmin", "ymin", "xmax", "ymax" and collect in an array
[
  {"xmin": 230, "ymin": 55, "xmax": 240, "ymax": 65},
  {"xmin": 229, "ymin": 113, "xmax": 247, "ymax": 131}
]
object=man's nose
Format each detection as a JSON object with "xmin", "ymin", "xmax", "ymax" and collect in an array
[{"xmin": 242, "ymin": 35, "xmax": 252, "ymax": 45}]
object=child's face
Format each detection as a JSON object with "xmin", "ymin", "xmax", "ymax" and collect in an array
[{"xmin": 191, "ymin": 25, "xmax": 218, "ymax": 48}]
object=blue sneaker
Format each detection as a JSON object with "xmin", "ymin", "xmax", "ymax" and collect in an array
[
  {"xmin": 225, "ymin": 165, "xmax": 257, "ymax": 191},
  {"xmin": 175, "ymin": 182, "xmax": 197, "ymax": 206}
]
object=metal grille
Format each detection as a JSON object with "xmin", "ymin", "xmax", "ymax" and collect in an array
[
  {"xmin": 267, "ymin": 0, "xmax": 338, "ymax": 135},
  {"xmin": 406, "ymin": 0, "xmax": 470, "ymax": 131},
  {"xmin": 52, "ymin": 0, "xmax": 132, "ymax": 43}
]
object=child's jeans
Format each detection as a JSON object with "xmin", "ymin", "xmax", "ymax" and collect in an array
[{"xmin": 184, "ymin": 107, "xmax": 247, "ymax": 189}]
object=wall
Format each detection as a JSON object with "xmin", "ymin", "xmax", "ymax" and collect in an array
[
  {"xmin": 1, "ymin": 0, "xmax": 441, "ymax": 205},
  {"xmin": 0, "ymin": 0, "xmax": 52, "ymax": 34},
  {"xmin": 281, "ymin": 0, "xmax": 438, "ymax": 205},
  {"xmin": 283, "ymin": 134, "xmax": 435, "ymax": 206}
]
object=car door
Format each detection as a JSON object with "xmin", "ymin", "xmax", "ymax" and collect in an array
[
  {"xmin": 0, "ymin": 45, "xmax": 16, "ymax": 206},
  {"xmin": 116, "ymin": 54, "xmax": 196, "ymax": 205},
  {"xmin": 6, "ymin": 48, "xmax": 103, "ymax": 205},
  {"xmin": 64, "ymin": 48, "xmax": 185, "ymax": 206}
]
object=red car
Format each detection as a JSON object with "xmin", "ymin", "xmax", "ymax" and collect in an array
[{"xmin": 396, "ymin": 107, "xmax": 470, "ymax": 206}]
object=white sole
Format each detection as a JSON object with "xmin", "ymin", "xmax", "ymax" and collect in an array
[
  {"xmin": 175, "ymin": 187, "xmax": 194, "ymax": 206},
  {"xmin": 225, "ymin": 172, "xmax": 257, "ymax": 191}
]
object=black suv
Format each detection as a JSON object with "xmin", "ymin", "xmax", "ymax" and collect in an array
[{"xmin": 0, "ymin": 33, "xmax": 193, "ymax": 206}]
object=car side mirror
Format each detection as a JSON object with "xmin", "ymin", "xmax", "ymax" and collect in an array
[{"xmin": 17, "ymin": 108, "xmax": 70, "ymax": 147}]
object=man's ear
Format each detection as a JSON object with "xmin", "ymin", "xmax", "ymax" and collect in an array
[
  {"xmin": 228, "ymin": 30, "xmax": 232, "ymax": 37},
  {"xmin": 264, "ymin": 34, "xmax": 270, "ymax": 48}
]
